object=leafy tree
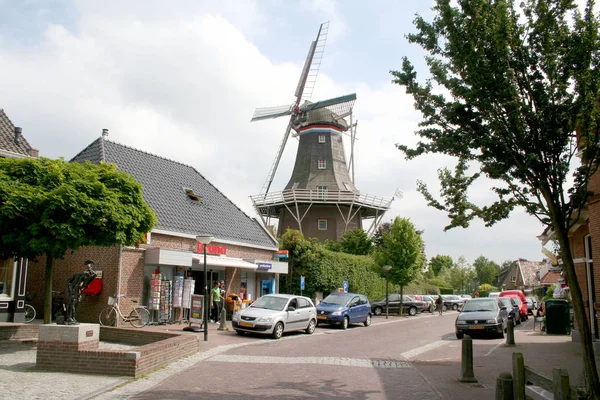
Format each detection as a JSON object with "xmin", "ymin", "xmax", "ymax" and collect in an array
[
  {"xmin": 473, "ymin": 256, "xmax": 501, "ymax": 285},
  {"xmin": 325, "ymin": 228, "xmax": 372, "ymax": 255},
  {"xmin": 429, "ymin": 254, "xmax": 454, "ymax": 276},
  {"xmin": 0, "ymin": 158, "xmax": 156, "ymax": 323},
  {"xmin": 372, "ymin": 221, "xmax": 392, "ymax": 248},
  {"xmin": 392, "ymin": 0, "xmax": 600, "ymax": 392},
  {"xmin": 374, "ymin": 217, "xmax": 426, "ymax": 315},
  {"xmin": 447, "ymin": 256, "xmax": 476, "ymax": 293},
  {"xmin": 501, "ymin": 260, "xmax": 514, "ymax": 270}
]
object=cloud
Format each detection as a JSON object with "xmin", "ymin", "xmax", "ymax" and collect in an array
[{"xmin": 0, "ymin": 1, "xmax": 547, "ymax": 266}]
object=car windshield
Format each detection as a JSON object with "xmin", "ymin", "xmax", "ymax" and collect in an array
[
  {"xmin": 499, "ymin": 298, "xmax": 512, "ymax": 307},
  {"xmin": 321, "ymin": 294, "xmax": 353, "ymax": 306},
  {"xmin": 250, "ymin": 296, "xmax": 289, "ymax": 311},
  {"xmin": 461, "ymin": 300, "xmax": 498, "ymax": 312},
  {"xmin": 511, "ymin": 297, "xmax": 522, "ymax": 305}
]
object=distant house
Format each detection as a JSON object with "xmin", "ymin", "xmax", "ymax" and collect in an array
[
  {"xmin": 26, "ymin": 132, "xmax": 286, "ymax": 324},
  {"xmin": 495, "ymin": 258, "xmax": 544, "ymax": 293},
  {"xmin": 0, "ymin": 109, "xmax": 39, "ymax": 323}
]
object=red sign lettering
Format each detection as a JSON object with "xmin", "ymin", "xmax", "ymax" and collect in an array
[{"xmin": 197, "ymin": 243, "xmax": 227, "ymax": 255}]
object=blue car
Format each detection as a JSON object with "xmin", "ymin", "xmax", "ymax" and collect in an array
[{"xmin": 316, "ymin": 292, "xmax": 372, "ymax": 329}]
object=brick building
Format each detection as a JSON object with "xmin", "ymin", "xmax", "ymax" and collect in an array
[
  {"xmin": 495, "ymin": 259, "xmax": 544, "ymax": 293},
  {"xmin": 26, "ymin": 132, "xmax": 287, "ymax": 324},
  {"xmin": 0, "ymin": 109, "xmax": 39, "ymax": 323}
]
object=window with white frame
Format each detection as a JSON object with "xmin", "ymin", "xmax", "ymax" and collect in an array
[
  {"xmin": 317, "ymin": 186, "xmax": 328, "ymax": 199},
  {"xmin": 318, "ymin": 219, "xmax": 328, "ymax": 230},
  {"xmin": 318, "ymin": 134, "xmax": 326, "ymax": 143},
  {"xmin": 318, "ymin": 160, "xmax": 326, "ymax": 169}
]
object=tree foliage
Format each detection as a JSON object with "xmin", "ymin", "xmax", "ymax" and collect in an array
[
  {"xmin": 0, "ymin": 157, "xmax": 157, "ymax": 322},
  {"xmin": 372, "ymin": 221, "xmax": 392, "ymax": 248},
  {"xmin": 447, "ymin": 256, "xmax": 477, "ymax": 294},
  {"xmin": 392, "ymin": 0, "xmax": 600, "ymax": 393},
  {"xmin": 325, "ymin": 228, "xmax": 373, "ymax": 255},
  {"xmin": 473, "ymin": 256, "xmax": 501, "ymax": 285},
  {"xmin": 429, "ymin": 254, "xmax": 454, "ymax": 276}
]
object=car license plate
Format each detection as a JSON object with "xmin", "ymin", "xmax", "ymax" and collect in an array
[
  {"xmin": 470, "ymin": 325, "xmax": 484, "ymax": 329},
  {"xmin": 317, "ymin": 315, "xmax": 327, "ymax": 320},
  {"xmin": 240, "ymin": 321, "xmax": 253, "ymax": 327}
]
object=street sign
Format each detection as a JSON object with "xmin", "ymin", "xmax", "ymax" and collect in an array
[
  {"xmin": 343, "ymin": 281, "xmax": 348, "ymax": 293},
  {"xmin": 300, "ymin": 275, "xmax": 305, "ymax": 290}
]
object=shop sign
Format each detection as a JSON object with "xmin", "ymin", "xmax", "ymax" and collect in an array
[
  {"xmin": 197, "ymin": 243, "xmax": 227, "ymax": 255},
  {"xmin": 257, "ymin": 263, "xmax": 272, "ymax": 270},
  {"xmin": 190, "ymin": 294, "xmax": 204, "ymax": 324},
  {"xmin": 275, "ymin": 250, "xmax": 289, "ymax": 259}
]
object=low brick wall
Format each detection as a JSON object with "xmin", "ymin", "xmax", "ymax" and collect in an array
[
  {"xmin": 29, "ymin": 324, "xmax": 201, "ymax": 378},
  {"xmin": 0, "ymin": 323, "xmax": 39, "ymax": 340}
]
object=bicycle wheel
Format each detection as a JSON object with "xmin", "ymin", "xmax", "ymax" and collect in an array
[
  {"xmin": 129, "ymin": 307, "xmax": 150, "ymax": 328},
  {"xmin": 24, "ymin": 304, "xmax": 36, "ymax": 323},
  {"xmin": 99, "ymin": 307, "xmax": 117, "ymax": 326}
]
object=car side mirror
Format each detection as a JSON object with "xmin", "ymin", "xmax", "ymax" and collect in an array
[
  {"xmin": 501, "ymin": 306, "xmax": 507, "ymax": 310},
  {"xmin": 287, "ymin": 306, "xmax": 296, "ymax": 312}
]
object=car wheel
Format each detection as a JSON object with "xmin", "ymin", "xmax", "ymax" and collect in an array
[
  {"xmin": 374, "ymin": 307, "xmax": 382, "ymax": 316},
  {"xmin": 408, "ymin": 306, "xmax": 417, "ymax": 316},
  {"xmin": 452, "ymin": 304, "xmax": 458, "ymax": 311},
  {"xmin": 272, "ymin": 322, "xmax": 284, "ymax": 339},
  {"xmin": 364, "ymin": 314, "xmax": 371, "ymax": 327},
  {"xmin": 429, "ymin": 305, "xmax": 434, "ymax": 313},
  {"xmin": 456, "ymin": 332, "xmax": 464, "ymax": 339},
  {"xmin": 341, "ymin": 316, "xmax": 349, "ymax": 330},
  {"xmin": 442, "ymin": 305, "xmax": 447, "ymax": 312},
  {"xmin": 305, "ymin": 319, "xmax": 316, "ymax": 335},
  {"xmin": 235, "ymin": 330, "xmax": 245, "ymax": 335},
  {"xmin": 498, "ymin": 329, "xmax": 505, "ymax": 339},
  {"xmin": 515, "ymin": 318, "xmax": 521, "ymax": 326}
]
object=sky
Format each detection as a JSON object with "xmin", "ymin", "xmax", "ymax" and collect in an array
[{"xmin": 0, "ymin": 0, "xmax": 574, "ymax": 266}]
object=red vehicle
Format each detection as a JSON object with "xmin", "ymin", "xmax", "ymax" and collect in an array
[{"xmin": 499, "ymin": 290, "xmax": 528, "ymax": 322}]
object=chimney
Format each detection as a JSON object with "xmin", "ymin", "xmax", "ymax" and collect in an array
[
  {"xmin": 102, "ymin": 128, "xmax": 109, "ymax": 137},
  {"xmin": 14, "ymin": 127, "xmax": 22, "ymax": 144}
]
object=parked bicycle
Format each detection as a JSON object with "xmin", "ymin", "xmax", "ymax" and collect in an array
[
  {"xmin": 23, "ymin": 291, "xmax": 36, "ymax": 323},
  {"xmin": 99, "ymin": 294, "xmax": 150, "ymax": 328}
]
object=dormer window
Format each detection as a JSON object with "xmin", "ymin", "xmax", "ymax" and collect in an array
[{"xmin": 183, "ymin": 187, "xmax": 201, "ymax": 202}]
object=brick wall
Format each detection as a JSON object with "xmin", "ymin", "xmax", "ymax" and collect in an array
[
  {"xmin": 26, "ymin": 247, "xmax": 121, "ymax": 323},
  {"xmin": 35, "ymin": 326, "xmax": 200, "ymax": 377},
  {"xmin": 0, "ymin": 323, "xmax": 39, "ymax": 340}
]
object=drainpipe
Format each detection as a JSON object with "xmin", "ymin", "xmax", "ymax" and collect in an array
[
  {"xmin": 587, "ymin": 262, "xmax": 595, "ymax": 338},
  {"xmin": 117, "ymin": 245, "xmax": 123, "ymax": 301}
]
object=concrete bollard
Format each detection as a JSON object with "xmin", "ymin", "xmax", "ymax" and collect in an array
[
  {"xmin": 217, "ymin": 307, "xmax": 229, "ymax": 331},
  {"xmin": 495, "ymin": 372, "xmax": 513, "ymax": 400},
  {"xmin": 512, "ymin": 352, "xmax": 525, "ymax": 400},
  {"xmin": 506, "ymin": 319, "xmax": 515, "ymax": 346},
  {"xmin": 459, "ymin": 335, "xmax": 478, "ymax": 383}
]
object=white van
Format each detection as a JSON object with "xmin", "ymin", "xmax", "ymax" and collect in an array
[{"xmin": 489, "ymin": 292, "xmax": 500, "ymax": 298}]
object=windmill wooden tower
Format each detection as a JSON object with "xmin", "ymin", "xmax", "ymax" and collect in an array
[{"xmin": 250, "ymin": 22, "xmax": 392, "ymax": 241}]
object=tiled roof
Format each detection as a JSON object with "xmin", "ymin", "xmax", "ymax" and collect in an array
[
  {"xmin": 0, "ymin": 109, "xmax": 37, "ymax": 157},
  {"xmin": 541, "ymin": 271, "xmax": 561, "ymax": 284},
  {"xmin": 71, "ymin": 138, "xmax": 278, "ymax": 249},
  {"xmin": 517, "ymin": 259, "xmax": 544, "ymax": 287}
]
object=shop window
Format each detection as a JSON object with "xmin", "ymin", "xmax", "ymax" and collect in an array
[
  {"xmin": 318, "ymin": 134, "xmax": 326, "ymax": 143},
  {"xmin": 0, "ymin": 258, "xmax": 15, "ymax": 299},
  {"xmin": 318, "ymin": 160, "xmax": 326, "ymax": 169},
  {"xmin": 318, "ymin": 220, "xmax": 327, "ymax": 230}
]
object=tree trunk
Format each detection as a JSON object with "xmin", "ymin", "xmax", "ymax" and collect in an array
[
  {"xmin": 399, "ymin": 285, "xmax": 404, "ymax": 316},
  {"xmin": 43, "ymin": 254, "xmax": 54, "ymax": 324},
  {"xmin": 556, "ymin": 227, "xmax": 600, "ymax": 397}
]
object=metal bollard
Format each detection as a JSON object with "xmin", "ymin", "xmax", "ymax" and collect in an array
[
  {"xmin": 459, "ymin": 335, "xmax": 478, "ymax": 383},
  {"xmin": 506, "ymin": 319, "xmax": 515, "ymax": 346},
  {"xmin": 495, "ymin": 372, "xmax": 513, "ymax": 400}
]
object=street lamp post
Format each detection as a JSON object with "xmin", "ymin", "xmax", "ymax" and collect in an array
[
  {"xmin": 383, "ymin": 265, "xmax": 392, "ymax": 319},
  {"xmin": 196, "ymin": 235, "xmax": 214, "ymax": 342}
]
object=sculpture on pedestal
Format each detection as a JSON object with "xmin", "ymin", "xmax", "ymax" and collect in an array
[{"xmin": 61, "ymin": 260, "xmax": 97, "ymax": 325}]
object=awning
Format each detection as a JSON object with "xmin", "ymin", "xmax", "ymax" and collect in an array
[{"xmin": 192, "ymin": 254, "xmax": 258, "ymax": 270}]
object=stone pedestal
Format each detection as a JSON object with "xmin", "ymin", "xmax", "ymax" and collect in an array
[{"xmin": 36, "ymin": 324, "xmax": 100, "ymax": 370}]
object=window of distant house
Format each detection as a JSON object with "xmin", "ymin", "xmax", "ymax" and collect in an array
[
  {"xmin": 318, "ymin": 134, "xmax": 326, "ymax": 143},
  {"xmin": 318, "ymin": 160, "xmax": 326, "ymax": 169},
  {"xmin": 0, "ymin": 258, "xmax": 15, "ymax": 300},
  {"xmin": 317, "ymin": 186, "xmax": 328, "ymax": 199},
  {"xmin": 318, "ymin": 220, "xmax": 328, "ymax": 230}
]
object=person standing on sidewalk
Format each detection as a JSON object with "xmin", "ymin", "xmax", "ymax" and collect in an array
[
  {"xmin": 436, "ymin": 295, "xmax": 443, "ymax": 315},
  {"xmin": 210, "ymin": 281, "xmax": 222, "ymax": 324}
]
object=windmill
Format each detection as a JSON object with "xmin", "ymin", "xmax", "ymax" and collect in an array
[{"xmin": 250, "ymin": 23, "xmax": 392, "ymax": 241}]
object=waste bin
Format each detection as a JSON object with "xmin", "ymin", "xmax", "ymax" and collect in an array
[{"xmin": 545, "ymin": 299, "xmax": 571, "ymax": 335}]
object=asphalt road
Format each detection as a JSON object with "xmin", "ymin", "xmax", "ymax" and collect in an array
[{"xmin": 129, "ymin": 311, "xmax": 501, "ymax": 400}]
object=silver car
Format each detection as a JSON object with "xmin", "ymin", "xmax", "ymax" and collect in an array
[
  {"xmin": 232, "ymin": 294, "xmax": 317, "ymax": 339},
  {"xmin": 455, "ymin": 298, "xmax": 509, "ymax": 339}
]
